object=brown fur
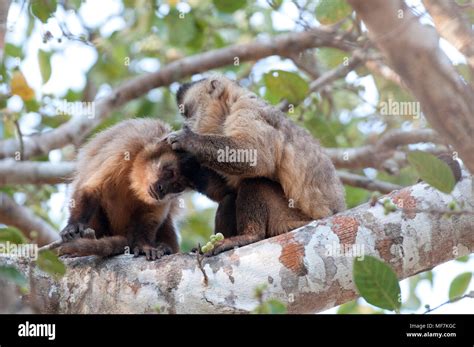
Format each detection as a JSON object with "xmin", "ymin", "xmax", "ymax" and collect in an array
[
  {"xmin": 155, "ymin": 145, "xmax": 313, "ymax": 254},
  {"xmin": 170, "ymin": 75, "xmax": 346, "ymax": 222},
  {"xmin": 59, "ymin": 119, "xmax": 180, "ymax": 260},
  {"xmin": 151, "ymin": 141, "xmax": 239, "ymax": 238},
  {"xmin": 208, "ymin": 178, "xmax": 312, "ymax": 255}
]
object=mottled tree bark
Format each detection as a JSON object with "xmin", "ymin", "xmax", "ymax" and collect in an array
[
  {"xmin": 348, "ymin": 0, "xmax": 474, "ymax": 174},
  {"xmin": 1, "ymin": 173, "xmax": 472, "ymax": 313}
]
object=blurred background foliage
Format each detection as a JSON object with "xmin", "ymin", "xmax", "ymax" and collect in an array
[{"xmin": 0, "ymin": 0, "xmax": 472, "ymax": 313}]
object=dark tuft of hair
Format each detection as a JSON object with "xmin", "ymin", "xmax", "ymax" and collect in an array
[{"xmin": 176, "ymin": 79, "xmax": 204, "ymax": 106}]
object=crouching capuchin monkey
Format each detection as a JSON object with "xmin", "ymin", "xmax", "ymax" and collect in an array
[{"xmin": 58, "ymin": 118, "xmax": 181, "ymax": 260}]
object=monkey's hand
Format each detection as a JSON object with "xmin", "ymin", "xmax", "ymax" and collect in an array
[
  {"xmin": 60, "ymin": 223, "xmax": 90, "ymax": 241},
  {"xmin": 166, "ymin": 125, "xmax": 195, "ymax": 152},
  {"xmin": 133, "ymin": 243, "xmax": 173, "ymax": 261}
]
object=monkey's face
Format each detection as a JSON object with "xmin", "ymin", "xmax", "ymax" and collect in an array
[
  {"xmin": 176, "ymin": 76, "xmax": 239, "ymax": 134},
  {"xmin": 151, "ymin": 153, "xmax": 187, "ymax": 201}
]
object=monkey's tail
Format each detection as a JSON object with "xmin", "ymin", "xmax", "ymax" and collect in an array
[{"xmin": 58, "ymin": 236, "xmax": 128, "ymax": 258}]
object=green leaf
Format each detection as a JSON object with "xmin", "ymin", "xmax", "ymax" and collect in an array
[
  {"xmin": 317, "ymin": 48, "xmax": 348, "ymax": 69},
  {"xmin": 337, "ymin": 299, "xmax": 359, "ymax": 314},
  {"xmin": 38, "ymin": 250, "xmax": 66, "ymax": 278},
  {"xmin": 265, "ymin": 299, "xmax": 287, "ymax": 314},
  {"xmin": 0, "ymin": 227, "xmax": 26, "ymax": 244},
  {"xmin": 316, "ymin": 0, "xmax": 352, "ymax": 24},
  {"xmin": 5, "ymin": 43, "xmax": 22, "ymax": 58},
  {"xmin": 0, "ymin": 265, "xmax": 28, "ymax": 289},
  {"xmin": 164, "ymin": 9, "xmax": 197, "ymax": 46},
  {"xmin": 353, "ymin": 255, "xmax": 401, "ymax": 311},
  {"xmin": 344, "ymin": 185, "xmax": 370, "ymax": 209},
  {"xmin": 38, "ymin": 50, "xmax": 52, "ymax": 84},
  {"xmin": 30, "ymin": 0, "xmax": 57, "ymax": 23},
  {"xmin": 41, "ymin": 113, "xmax": 71, "ymax": 128},
  {"xmin": 407, "ymin": 151, "xmax": 456, "ymax": 194},
  {"xmin": 252, "ymin": 299, "xmax": 287, "ymax": 314},
  {"xmin": 449, "ymin": 272, "xmax": 472, "ymax": 300},
  {"xmin": 213, "ymin": 0, "xmax": 247, "ymax": 13},
  {"xmin": 263, "ymin": 70, "xmax": 309, "ymax": 105},
  {"xmin": 24, "ymin": 99, "xmax": 40, "ymax": 113},
  {"xmin": 456, "ymin": 255, "xmax": 469, "ymax": 263}
]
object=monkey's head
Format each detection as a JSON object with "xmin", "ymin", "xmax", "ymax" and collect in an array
[
  {"xmin": 131, "ymin": 142, "xmax": 192, "ymax": 204},
  {"xmin": 176, "ymin": 75, "xmax": 247, "ymax": 133}
]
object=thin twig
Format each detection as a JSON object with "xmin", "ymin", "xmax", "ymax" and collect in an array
[
  {"xmin": 374, "ymin": 200, "xmax": 474, "ymax": 216},
  {"xmin": 424, "ymin": 291, "xmax": 474, "ymax": 314},
  {"xmin": 13, "ymin": 120, "xmax": 24, "ymax": 161},
  {"xmin": 195, "ymin": 244, "xmax": 208, "ymax": 287}
]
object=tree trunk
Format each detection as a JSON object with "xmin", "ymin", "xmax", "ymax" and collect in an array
[
  {"xmin": 348, "ymin": 0, "xmax": 474, "ymax": 174},
  {"xmin": 1, "ymin": 172, "xmax": 473, "ymax": 313}
]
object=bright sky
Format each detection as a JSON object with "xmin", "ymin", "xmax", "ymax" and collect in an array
[{"xmin": 4, "ymin": 0, "xmax": 473, "ymax": 314}]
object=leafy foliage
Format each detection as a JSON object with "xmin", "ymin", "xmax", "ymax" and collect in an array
[
  {"xmin": 449, "ymin": 272, "xmax": 472, "ymax": 300},
  {"xmin": 252, "ymin": 284, "xmax": 287, "ymax": 314},
  {"xmin": 37, "ymin": 250, "xmax": 66, "ymax": 278},
  {"xmin": 353, "ymin": 256, "xmax": 401, "ymax": 312},
  {"xmin": 407, "ymin": 151, "xmax": 456, "ymax": 194},
  {"xmin": 263, "ymin": 70, "xmax": 309, "ymax": 105},
  {"xmin": 0, "ymin": 227, "xmax": 26, "ymax": 244},
  {"xmin": 315, "ymin": 0, "xmax": 353, "ymax": 24}
]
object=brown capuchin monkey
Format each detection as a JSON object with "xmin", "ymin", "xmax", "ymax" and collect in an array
[
  {"xmin": 59, "ymin": 118, "xmax": 181, "ymax": 260},
  {"xmin": 166, "ymin": 75, "xmax": 341, "ymax": 254},
  {"xmin": 156, "ymin": 147, "xmax": 312, "ymax": 255}
]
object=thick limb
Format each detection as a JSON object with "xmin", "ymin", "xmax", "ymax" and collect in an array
[
  {"xmin": 215, "ymin": 193, "xmax": 237, "ymax": 238},
  {"xmin": 60, "ymin": 188, "xmax": 102, "ymax": 241},
  {"xmin": 209, "ymin": 180, "xmax": 267, "ymax": 256},
  {"xmin": 168, "ymin": 128, "xmax": 263, "ymax": 176}
]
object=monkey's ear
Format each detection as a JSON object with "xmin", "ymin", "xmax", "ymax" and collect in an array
[{"xmin": 208, "ymin": 79, "xmax": 225, "ymax": 98}]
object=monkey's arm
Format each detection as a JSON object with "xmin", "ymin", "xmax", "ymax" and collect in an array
[
  {"xmin": 168, "ymin": 127, "xmax": 269, "ymax": 176},
  {"xmin": 192, "ymin": 166, "xmax": 235, "ymax": 202},
  {"xmin": 60, "ymin": 188, "xmax": 101, "ymax": 241}
]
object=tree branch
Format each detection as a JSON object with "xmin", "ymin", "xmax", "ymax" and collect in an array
[
  {"xmin": 348, "ymin": 0, "xmax": 474, "ymax": 174},
  {"xmin": 1, "ymin": 172, "xmax": 472, "ymax": 313},
  {"xmin": 337, "ymin": 171, "xmax": 402, "ymax": 193},
  {"xmin": 325, "ymin": 128, "xmax": 442, "ymax": 170},
  {"xmin": 0, "ymin": 193, "xmax": 59, "ymax": 246},
  {"xmin": 423, "ymin": 0, "xmax": 474, "ymax": 71},
  {"xmin": 0, "ymin": 159, "xmax": 74, "ymax": 185},
  {"xmin": 279, "ymin": 49, "xmax": 366, "ymax": 111},
  {"xmin": 0, "ymin": 27, "xmax": 358, "ymax": 160}
]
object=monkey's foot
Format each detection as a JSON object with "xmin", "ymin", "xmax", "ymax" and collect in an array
[
  {"xmin": 205, "ymin": 240, "xmax": 236, "ymax": 257},
  {"xmin": 60, "ymin": 223, "xmax": 90, "ymax": 241},
  {"xmin": 133, "ymin": 244, "xmax": 173, "ymax": 261}
]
